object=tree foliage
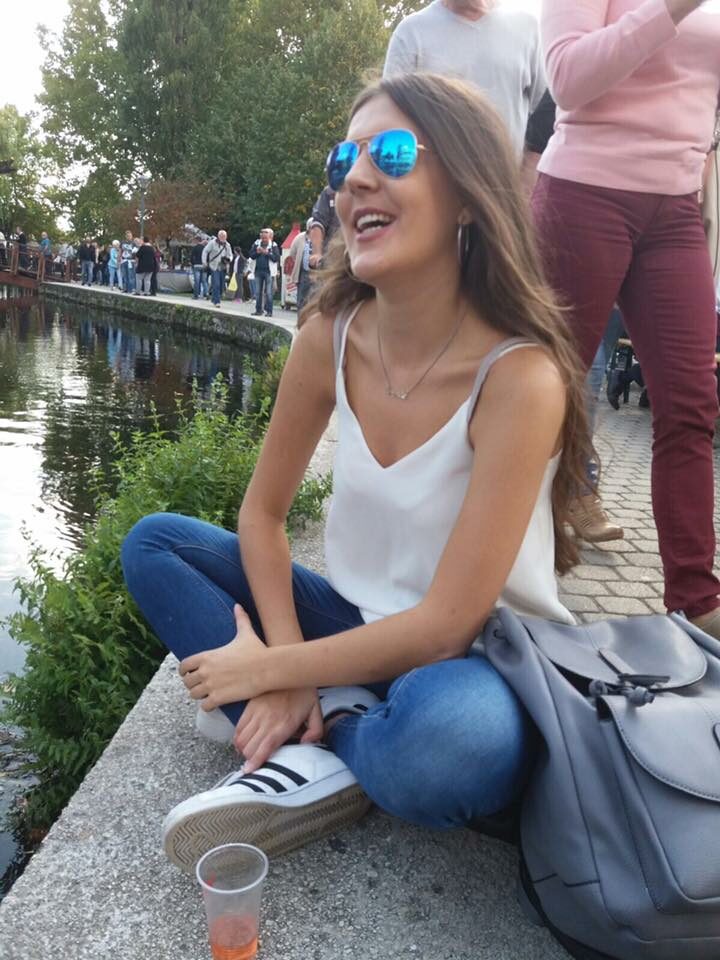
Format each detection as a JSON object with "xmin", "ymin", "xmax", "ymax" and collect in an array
[
  {"xmin": 0, "ymin": 106, "xmax": 57, "ymax": 238},
  {"xmin": 108, "ymin": 178, "xmax": 228, "ymax": 244},
  {"xmin": 38, "ymin": 0, "xmax": 424, "ymax": 241}
]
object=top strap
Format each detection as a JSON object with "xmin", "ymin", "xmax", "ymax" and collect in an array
[
  {"xmin": 333, "ymin": 301, "xmax": 364, "ymax": 372},
  {"xmin": 466, "ymin": 337, "xmax": 538, "ymax": 423}
]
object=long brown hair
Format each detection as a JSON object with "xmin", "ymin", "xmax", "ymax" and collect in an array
[{"xmin": 307, "ymin": 72, "xmax": 593, "ymax": 574}]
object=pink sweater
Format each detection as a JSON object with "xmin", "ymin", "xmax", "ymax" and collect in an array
[{"xmin": 538, "ymin": 0, "xmax": 720, "ymax": 195}]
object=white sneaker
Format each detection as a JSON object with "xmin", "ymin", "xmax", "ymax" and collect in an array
[
  {"xmin": 195, "ymin": 706, "xmax": 236, "ymax": 745},
  {"xmin": 162, "ymin": 743, "xmax": 370, "ymax": 873},
  {"xmin": 318, "ymin": 685, "xmax": 379, "ymax": 721}
]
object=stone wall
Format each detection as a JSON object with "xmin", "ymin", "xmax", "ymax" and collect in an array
[{"xmin": 40, "ymin": 283, "xmax": 292, "ymax": 353}]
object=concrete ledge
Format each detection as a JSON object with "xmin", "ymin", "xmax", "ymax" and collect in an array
[
  {"xmin": 0, "ymin": 648, "xmax": 566, "ymax": 960},
  {"xmin": 40, "ymin": 282, "xmax": 292, "ymax": 353}
]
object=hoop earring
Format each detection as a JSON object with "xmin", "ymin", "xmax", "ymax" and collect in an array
[{"xmin": 457, "ymin": 223, "xmax": 471, "ymax": 268}]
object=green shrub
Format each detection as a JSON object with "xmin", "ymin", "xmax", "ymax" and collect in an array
[{"xmin": 3, "ymin": 377, "xmax": 331, "ymax": 830}]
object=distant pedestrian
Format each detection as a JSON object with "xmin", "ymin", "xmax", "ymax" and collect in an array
[
  {"xmin": 231, "ymin": 247, "xmax": 246, "ymax": 302},
  {"xmin": 135, "ymin": 237, "xmax": 156, "ymax": 296},
  {"xmin": 78, "ymin": 238, "xmax": 95, "ymax": 286},
  {"xmin": 0, "ymin": 230, "xmax": 6, "ymax": 266},
  {"xmin": 120, "ymin": 230, "xmax": 137, "ymax": 293},
  {"xmin": 245, "ymin": 255, "xmax": 256, "ymax": 302},
  {"xmin": 202, "ymin": 229, "xmax": 233, "ymax": 307},
  {"xmin": 249, "ymin": 227, "xmax": 280, "ymax": 317},
  {"xmin": 191, "ymin": 236, "xmax": 208, "ymax": 300},
  {"xmin": 108, "ymin": 240, "xmax": 121, "ymax": 288},
  {"xmin": 97, "ymin": 243, "xmax": 110, "ymax": 285},
  {"xmin": 150, "ymin": 243, "xmax": 161, "ymax": 296},
  {"xmin": 308, "ymin": 187, "xmax": 338, "ymax": 274},
  {"xmin": 15, "ymin": 226, "xmax": 27, "ymax": 268},
  {"xmin": 288, "ymin": 218, "xmax": 313, "ymax": 320}
]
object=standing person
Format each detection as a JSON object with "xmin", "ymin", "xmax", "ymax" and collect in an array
[
  {"xmin": 150, "ymin": 242, "xmax": 161, "ymax": 296},
  {"xmin": 307, "ymin": 186, "xmax": 339, "ymax": 274},
  {"xmin": 245, "ymin": 251, "xmax": 256, "ymax": 303},
  {"xmin": 108, "ymin": 240, "xmax": 121, "ymax": 289},
  {"xmin": 0, "ymin": 229, "xmax": 6, "ymax": 266},
  {"xmin": 78, "ymin": 238, "xmax": 95, "ymax": 286},
  {"xmin": 231, "ymin": 246, "xmax": 246, "ymax": 302},
  {"xmin": 289, "ymin": 218, "xmax": 313, "ymax": 318},
  {"xmin": 524, "ymin": 88, "xmax": 624, "ymax": 544},
  {"xmin": 533, "ymin": 0, "xmax": 720, "ymax": 631},
  {"xmin": 39, "ymin": 230, "xmax": 52, "ymax": 276},
  {"xmin": 97, "ymin": 243, "xmax": 110, "ymax": 285},
  {"xmin": 190, "ymin": 236, "xmax": 208, "ymax": 300},
  {"xmin": 134, "ymin": 237, "xmax": 156, "ymax": 296},
  {"xmin": 15, "ymin": 226, "xmax": 27, "ymax": 268},
  {"xmin": 249, "ymin": 228, "xmax": 280, "ymax": 317},
  {"xmin": 383, "ymin": 0, "xmax": 546, "ymax": 159},
  {"xmin": 120, "ymin": 231, "xmax": 136, "ymax": 293},
  {"xmin": 202, "ymin": 229, "xmax": 233, "ymax": 307},
  {"xmin": 121, "ymin": 73, "xmax": 592, "ymax": 874}
]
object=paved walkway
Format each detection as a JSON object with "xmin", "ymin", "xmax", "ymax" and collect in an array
[{"xmin": 0, "ymin": 387, "xmax": 718, "ymax": 959}]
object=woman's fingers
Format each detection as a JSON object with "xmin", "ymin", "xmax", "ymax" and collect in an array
[
  {"xmin": 243, "ymin": 734, "xmax": 285, "ymax": 774},
  {"xmin": 300, "ymin": 702, "xmax": 323, "ymax": 743}
]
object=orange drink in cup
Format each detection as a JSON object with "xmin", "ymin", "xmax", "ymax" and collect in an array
[{"xmin": 196, "ymin": 844, "xmax": 269, "ymax": 960}]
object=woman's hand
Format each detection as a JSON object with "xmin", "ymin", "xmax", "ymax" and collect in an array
[
  {"xmin": 233, "ymin": 688, "xmax": 323, "ymax": 773},
  {"xmin": 179, "ymin": 604, "xmax": 268, "ymax": 709}
]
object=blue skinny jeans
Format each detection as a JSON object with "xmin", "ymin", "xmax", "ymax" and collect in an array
[{"xmin": 121, "ymin": 513, "xmax": 532, "ymax": 829}]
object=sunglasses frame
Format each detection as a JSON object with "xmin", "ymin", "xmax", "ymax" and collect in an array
[{"xmin": 326, "ymin": 128, "xmax": 429, "ymax": 191}]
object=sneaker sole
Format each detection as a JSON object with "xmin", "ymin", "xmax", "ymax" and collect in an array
[{"xmin": 163, "ymin": 778, "xmax": 370, "ymax": 873}]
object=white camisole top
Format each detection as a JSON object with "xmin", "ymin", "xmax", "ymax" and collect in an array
[{"xmin": 324, "ymin": 305, "xmax": 574, "ymax": 626}]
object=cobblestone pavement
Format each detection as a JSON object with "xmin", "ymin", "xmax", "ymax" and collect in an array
[{"xmin": 559, "ymin": 390, "xmax": 706, "ymax": 620}]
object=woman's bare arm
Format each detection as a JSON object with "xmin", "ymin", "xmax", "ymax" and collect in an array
[{"xmin": 238, "ymin": 312, "xmax": 336, "ymax": 648}]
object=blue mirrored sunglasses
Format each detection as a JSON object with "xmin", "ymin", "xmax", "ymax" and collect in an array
[{"xmin": 326, "ymin": 128, "xmax": 429, "ymax": 191}]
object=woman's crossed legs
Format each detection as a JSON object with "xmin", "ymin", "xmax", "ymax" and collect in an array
[{"xmin": 121, "ymin": 512, "xmax": 531, "ymax": 862}]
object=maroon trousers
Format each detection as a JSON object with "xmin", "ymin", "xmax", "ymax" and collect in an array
[{"xmin": 532, "ymin": 174, "xmax": 719, "ymax": 618}]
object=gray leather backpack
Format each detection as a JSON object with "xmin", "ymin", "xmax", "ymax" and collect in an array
[{"xmin": 484, "ymin": 607, "xmax": 720, "ymax": 960}]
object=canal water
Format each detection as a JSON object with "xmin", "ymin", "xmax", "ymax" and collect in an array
[{"xmin": 0, "ymin": 286, "xmax": 262, "ymax": 895}]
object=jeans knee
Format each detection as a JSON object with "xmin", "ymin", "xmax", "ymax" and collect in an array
[
  {"xmin": 121, "ymin": 512, "xmax": 180, "ymax": 585},
  {"xmin": 345, "ymin": 658, "xmax": 531, "ymax": 828}
]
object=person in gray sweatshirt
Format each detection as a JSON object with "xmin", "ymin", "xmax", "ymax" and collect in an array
[{"xmin": 383, "ymin": 0, "xmax": 545, "ymax": 159}]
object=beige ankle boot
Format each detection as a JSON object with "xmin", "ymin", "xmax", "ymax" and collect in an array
[
  {"xmin": 690, "ymin": 607, "xmax": 720, "ymax": 640},
  {"xmin": 568, "ymin": 494, "xmax": 624, "ymax": 543}
]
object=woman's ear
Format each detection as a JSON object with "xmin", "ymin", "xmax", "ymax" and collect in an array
[{"xmin": 458, "ymin": 209, "xmax": 472, "ymax": 227}]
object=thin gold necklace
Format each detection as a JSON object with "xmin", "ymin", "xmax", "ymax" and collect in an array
[{"xmin": 377, "ymin": 311, "xmax": 465, "ymax": 401}]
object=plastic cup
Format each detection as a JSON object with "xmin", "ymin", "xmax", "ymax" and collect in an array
[{"xmin": 196, "ymin": 843, "xmax": 269, "ymax": 960}]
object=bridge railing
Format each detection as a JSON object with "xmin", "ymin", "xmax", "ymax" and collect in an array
[{"xmin": 0, "ymin": 240, "xmax": 79, "ymax": 283}]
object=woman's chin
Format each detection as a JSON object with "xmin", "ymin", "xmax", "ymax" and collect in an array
[{"xmin": 347, "ymin": 255, "xmax": 389, "ymax": 288}]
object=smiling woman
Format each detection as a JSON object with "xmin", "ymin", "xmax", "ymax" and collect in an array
[{"xmin": 120, "ymin": 72, "xmax": 591, "ymax": 877}]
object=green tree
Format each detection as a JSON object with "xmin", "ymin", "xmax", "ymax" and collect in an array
[
  {"xmin": 0, "ymin": 107, "xmax": 57, "ymax": 238},
  {"xmin": 191, "ymin": 0, "xmax": 390, "ymax": 240},
  {"xmin": 117, "ymin": 0, "xmax": 233, "ymax": 176},
  {"xmin": 39, "ymin": 0, "xmax": 131, "ymax": 175}
]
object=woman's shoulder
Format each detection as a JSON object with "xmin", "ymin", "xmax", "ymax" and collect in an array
[{"xmin": 480, "ymin": 343, "xmax": 566, "ymax": 413}]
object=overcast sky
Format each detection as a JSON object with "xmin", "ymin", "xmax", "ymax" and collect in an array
[{"xmin": 1, "ymin": 0, "xmax": 541, "ymax": 116}]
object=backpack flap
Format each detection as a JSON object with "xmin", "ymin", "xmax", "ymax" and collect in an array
[
  {"xmin": 597, "ymin": 690, "xmax": 720, "ymax": 912},
  {"xmin": 521, "ymin": 614, "xmax": 707, "ymax": 690}
]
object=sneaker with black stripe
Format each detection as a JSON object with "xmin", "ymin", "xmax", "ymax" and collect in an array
[{"xmin": 162, "ymin": 743, "xmax": 370, "ymax": 873}]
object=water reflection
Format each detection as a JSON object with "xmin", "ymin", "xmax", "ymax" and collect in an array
[
  {"xmin": 0, "ymin": 286, "xmax": 263, "ymax": 895},
  {"xmin": 0, "ymin": 289, "xmax": 257, "ymax": 677}
]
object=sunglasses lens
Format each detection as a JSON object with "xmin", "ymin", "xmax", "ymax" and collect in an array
[
  {"xmin": 326, "ymin": 141, "xmax": 358, "ymax": 191},
  {"xmin": 369, "ymin": 129, "xmax": 418, "ymax": 179}
]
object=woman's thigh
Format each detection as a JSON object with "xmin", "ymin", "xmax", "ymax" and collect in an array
[
  {"xmin": 328, "ymin": 653, "xmax": 533, "ymax": 828},
  {"xmin": 121, "ymin": 512, "xmax": 365, "ymax": 663},
  {"xmin": 532, "ymin": 174, "xmax": 635, "ymax": 369}
]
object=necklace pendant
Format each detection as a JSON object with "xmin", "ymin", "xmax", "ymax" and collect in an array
[{"xmin": 387, "ymin": 386, "xmax": 408, "ymax": 400}]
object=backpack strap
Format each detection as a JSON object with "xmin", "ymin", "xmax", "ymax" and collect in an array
[{"xmin": 467, "ymin": 337, "xmax": 538, "ymax": 423}]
